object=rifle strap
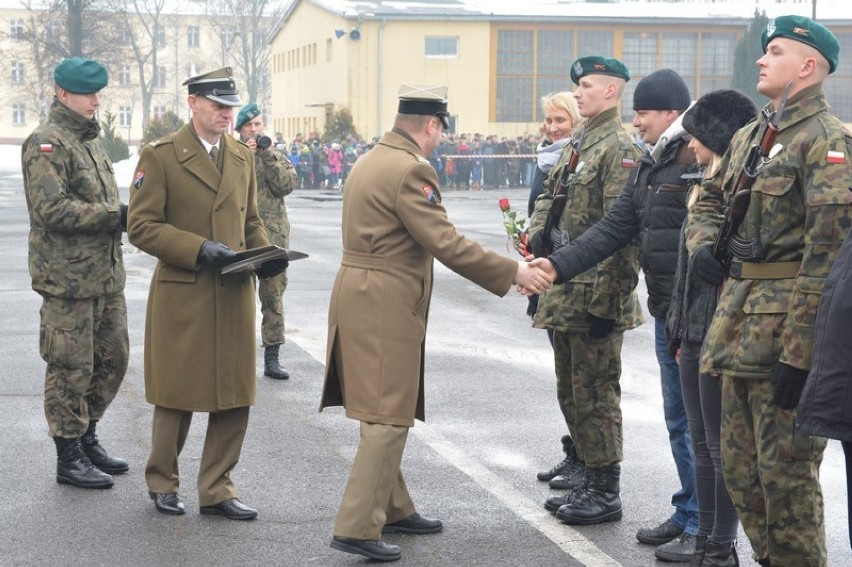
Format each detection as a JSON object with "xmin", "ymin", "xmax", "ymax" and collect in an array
[{"xmin": 728, "ymin": 260, "xmax": 800, "ymax": 280}]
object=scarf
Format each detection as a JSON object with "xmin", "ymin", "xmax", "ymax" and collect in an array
[{"xmin": 536, "ymin": 137, "xmax": 571, "ymax": 174}]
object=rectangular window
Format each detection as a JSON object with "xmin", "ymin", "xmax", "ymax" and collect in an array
[
  {"xmin": 623, "ymin": 31, "xmax": 658, "ymax": 77},
  {"xmin": 155, "ymin": 24, "xmax": 166, "ymax": 47},
  {"xmin": 700, "ymin": 32, "xmax": 737, "ymax": 77},
  {"xmin": 495, "ymin": 30, "xmax": 533, "ymax": 122},
  {"xmin": 825, "ymin": 78, "xmax": 852, "ymax": 122},
  {"xmin": 153, "ymin": 106, "xmax": 167, "ymax": 121},
  {"xmin": 222, "ymin": 28, "xmax": 236, "ymax": 49},
  {"xmin": 121, "ymin": 24, "xmax": 133, "ymax": 43},
  {"xmin": 425, "ymin": 36, "xmax": 458, "ymax": 58},
  {"xmin": 662, "ymin": 32, "xmax": 697, "ymax": 76},
  {"xmin": 154, "ymin": 66, "xmax": 166, "ymax": 89},
  {"xmin": 326, "ymin": 38, "xmax": 332, "ymax": 62},
  {"xmin": 537, "ymin": 31, "xmax": 573, "ymax": 75},
  {"xmin": 10, "ymin": 18, "xmax": 24, "ymax": 40},
  {"xmin": 187, "ymin": 25, "xmax": 199, "ymax": 48},
  {"xmin": 119, "ymin": 64, "xmax": 131, "ymax": 86},
  {"xmin": 576, "ymin": 30, "xmax": 614, "ymax": 58},
  {"xmin": 119, "ymin": 106, "xmax": 132, "ymax": 127},
  {"xmin": 11, "ymin": 61, "xmax": 25, "ymax": 85},
  {"xmin": 12, "ymin": 103, "xmax": 25, "ymax": 126}
]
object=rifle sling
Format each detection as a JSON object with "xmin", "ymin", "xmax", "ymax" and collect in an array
[{"xmin": 727, "ymin": 260, "xmax": 800, "ymax": 280}]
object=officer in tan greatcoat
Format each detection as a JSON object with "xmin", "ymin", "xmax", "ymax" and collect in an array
[
  {"xmin": 128, "ymin": 67, "xmax": 287, "ymax": 520},
  {"xmin": 320, "ymin": 84, "xmax": 553, "ymax": 562}
]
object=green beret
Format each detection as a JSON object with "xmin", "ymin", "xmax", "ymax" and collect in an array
[
  {"xmin": 570, "ymin": 56, "xmax": 630, "ymax": 85},
  {"xmin": 54, "ymin": 57, "xmax": 108, "ymax": 94},
  {"xmin": 762, "ymin": 15, "xmax": 839, "ymax": 74},
  {"xmin": 236, "ymin": 102, "xmax": 261, "ymax": 131}
]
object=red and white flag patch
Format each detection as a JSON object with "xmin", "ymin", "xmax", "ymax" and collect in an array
[
  {"xmin": 622, "ymin": 158, "xmax": 635, "ymax": 168},
  {"xmin": 827, "ymin": 150, "xmax": 846, "ymax": 164},
  {"xmin": 39, "ymin": 143, "xmax": 53, "ymax": 153}
]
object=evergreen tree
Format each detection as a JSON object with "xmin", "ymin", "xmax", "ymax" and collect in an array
[
  {"xmin": 732, "ymin": 9, "xmax": 770, "ymax": 108},
  {"xmin": 142, "ymin": 111, "xmax": 185, "ymax": 146},
  {"xmin": 323, "ymin": 108, "xmax": 360, "ymax": 143},
  {"xmin": 100, "ymin": 111, "xmax": 130, "ymax": 163}
]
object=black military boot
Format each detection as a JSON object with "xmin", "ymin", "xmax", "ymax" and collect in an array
[
  {"xmin": 703, "ymin": 539, "xmax": 739, "ymax": 567},
  {"xmin": 555, "ymin": 463, "xmax": 622, "ymax": 525},
  {"xmin": 55, "ymin": 437, "xmax": 113, "ymax": 489},
  {"xmin": 549, "ymin": 442, "xmax": 586, "ymax": 490},
  {"xmin": 544, "ymin": 469, "xmax": 589, "ymax": 513},
  {"xmin": 537, "ymin": 434, "xmax": 573, "ymax": 481},
  {"xmin": 264, "ymin": 345, "xmax": 290, "ymax": 380},
  {"xmin": 81, "ymin": 420, "xmax": 129, "ymax": 474}
]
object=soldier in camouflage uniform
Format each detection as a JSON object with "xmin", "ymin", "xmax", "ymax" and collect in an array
[
  {"xmin": 686, "ymin": 16, "xmax": 852, "ymax": 566},
  {"xmin": 528, "ymin": 56, "xmax": 643, "ymax": 525},
  {"xmin": 235, "ymin": 103, "xmax": 298, "ymax": 380},
  {"xmin": 22, "ymin": 58, "xmax": 129, "ymax": 490}
]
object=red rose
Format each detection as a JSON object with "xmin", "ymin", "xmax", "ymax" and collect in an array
[{"xmin": 498, "ymin": 197, "xmax": 510, "ymax": 212}]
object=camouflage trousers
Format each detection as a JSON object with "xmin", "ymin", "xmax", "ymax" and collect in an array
[
  {"xmin": 720, "ymin": 376, "xmax": 827, "ymax": 566},
  {"xmin": 553, "ymin": 330, "xmax": 624, "ymax": 467},
  {"xmin": 40, "ymin": 292, "xmax": 129, "ymax": 438},
  {"xmin": 258, "ymin": 270, "xmax": 287, "ymax": 347}
]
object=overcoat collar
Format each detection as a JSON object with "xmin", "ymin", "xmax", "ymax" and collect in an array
[
  {"xmin": 380, "ymin": 129, "xmax": 426, "ymax": 160},
  {"xmin": 172, "ymin": 123, "xmax": 248, "ymax": 205}
]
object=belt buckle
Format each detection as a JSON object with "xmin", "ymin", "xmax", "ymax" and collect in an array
[{"xmin": 728, "ymin": 261, "xmax": 742, "ymax": 279}]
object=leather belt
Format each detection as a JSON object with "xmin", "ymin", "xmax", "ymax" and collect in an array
[{"xmin": 728, "ymin": 260, "xmax": 800, "ymax": 280}]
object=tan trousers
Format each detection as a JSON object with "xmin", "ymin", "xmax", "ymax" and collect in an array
[
  {"xmin": 334, "ymin": 422, "xmax": 417, "ymax": 540},
  {"xmin": 145, "ymin": 405, "xmax": 250, "ymax": 507}
]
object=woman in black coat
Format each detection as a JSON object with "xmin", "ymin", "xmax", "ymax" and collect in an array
[{"xmin": 798, "ymin": 229, "xmax": 852, "ymax": 551}]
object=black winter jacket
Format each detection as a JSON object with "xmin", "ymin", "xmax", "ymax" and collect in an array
[
  {"xmin": 797, "ymin": 229, "xmax": 852, "ymax": 443},
  {"xmin": 549, "ymin": 132, "xmax": 699, "ymax": 318}
]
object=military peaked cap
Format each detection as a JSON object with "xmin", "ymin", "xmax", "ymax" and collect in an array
[
  {"xmin": 236, "ymin": 102, "xmax": 261, "ymax": 131},
  {"xmin": 571, "ymin": 56, "xmax": 630, "ymax": 85},
  {"xmin": 54, "ymin": 57, "xmax": 108, "ymax": 94},
  {"xmin": 398, "ymin": 83, "xmax": 450, "ymax": 129},
  {"xmin": 762, "ymin": 15, "xmax": 840, "ymax": 74},
  {"xmin": 183, "ymin": 66, "xmax": 243, "ymax": 107}
]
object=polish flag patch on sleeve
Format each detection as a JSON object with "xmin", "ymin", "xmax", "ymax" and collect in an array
[
  {"xmin": 622, "ymin": 158, "xmax": 635, "ymax": 167},
  {"xmin": 39, "ymin": 143, "xmax": 53, "ymax": 153},
  {"xmin": 827, "ymin": 150, "xmax": 846, "ymax": 164}
]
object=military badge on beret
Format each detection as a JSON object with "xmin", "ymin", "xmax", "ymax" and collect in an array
[{"xmin": 766, "ymin": 19, "xmax": 776, "ymax": 36}]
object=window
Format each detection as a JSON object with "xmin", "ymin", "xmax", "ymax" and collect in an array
[
  {"xmin": 662, "ymin": 32, "xmax": 697, "ymax": 76},
  {"xmin": 576, "ymin": 30, "xmax": 613, "ymax": 58},
  {"xmin": 222, "ymin": 27, "xmax": 237, "ymax": 49},
  {"xmin": 121, "ymin": 24, "xmax": 133, "ymax": 43},
  {"xmin": 119, "ymin": 64, "xmax": 131, "ymax": 86},
  {"xmin": 153, "ymin": 66, "xmax": 166, "ymax": 89},
  {"xmin": 536, "ymin": 30, "xmax": 574, "ymax": 121},
  {"xmin": 187, "ymin": 25, "xmax": 199, "ymax": 47},
  {"xmin": 700, "ymin": 32, "xmax": 736, "ymax": 77},
  {"xmin": 326, "ymin": 38, "xmax": 332, "ymax": 62},
  {"xmin": 9, "ymin": 18, "xmax": 24, "ymax": 40},
  {"xmin": 11, "ymin": 61, "xmax": 25, "ymax": 85},
  {"xmin": 623, "ymin": 32, "xmax": 658, "ymax": 77},
  {"xmin": 496, "ymin": 30, "xmax": 533, "ymax": 122},
  {"xmin": 153, "ymin": 106, "xmax": 167, "ymax": 121},
  {"xmin": 119, "ymin": 106, "xmax": 132, "ymax": 127},
  {"xmin": 155, "ymin": 24, "xmax": 166, "ymax": 47},
  {"xmin": 12, "ymin": 103, "xmax": 25, "ymax": 126},
  {"xmin": 424, "ymin": 36, "xmax": 458, "ymax": 58}
]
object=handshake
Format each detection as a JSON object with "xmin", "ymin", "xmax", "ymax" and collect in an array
[
  {"xmin": 197, "ymin": 241, "xmax": 289, "ymax": 279},
  {"xmin": 513, "ymin": 258, "xmax": 557, "ymax": 296}
]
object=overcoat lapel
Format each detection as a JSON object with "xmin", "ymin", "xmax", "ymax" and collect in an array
[
  {"xmin": 215, "ymin": 135, "xmax": 246, "ymax": 207},
  {"xmin": 173, "ymin": 124, "xmax": 221, "ymax": 193}
]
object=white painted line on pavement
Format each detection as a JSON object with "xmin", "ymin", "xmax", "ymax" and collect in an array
[{"xmin": 413, "ymin": 424, "xmax": 622, "ymax": 567}]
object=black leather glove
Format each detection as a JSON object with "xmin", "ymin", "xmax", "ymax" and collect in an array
[
  {"xmin": 587, "ymin": 314, "xmax": 616, "ymax": 339},
  {"xmin": 119, "ymin": 204, "xmax": 128, "ymax": 232},
  {"xmin": 692, "ymin": 243, "xmax": 724, "ymax": 286},
  {"xmin": 771, "ymin": 362, "xmax": 809, "ymax": 410},
  {"xmin": 197, "ymin": 240, "xmax": 237, "ymax": 269},
  {"xmin": 255, "ymin": 258, "xmax": 289, "ymax": 279},
  {"xmin": 529, "ymin": 230, "xmax": 548, "ymax": 258}
]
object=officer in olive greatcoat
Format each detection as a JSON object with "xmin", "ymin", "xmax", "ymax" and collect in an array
[
  {"xmin": 23, "ymin": 57, "xmax": 129, "ymax": 490},
  {"xmin": 235, "ymin": 102, "xmax": 298, "ymax": 380},
  {"xmin": 128, "ymin": 67, "xmax": 287, "ymax": 520},
  {"xmin": 320, "ymin": 84, "xmax": 552, "ymax": 562}
]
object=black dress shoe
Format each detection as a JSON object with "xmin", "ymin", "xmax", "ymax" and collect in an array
[
  {"xmin": 199, "ymin": 498, "xmax": 257, "ymax": 520},
  {"xmin": 382, "ymin": 512, "xmax": 443, "ymax": 534},
  {"xmin": 149, "ymin": 491, "xmax": 185, "ymax": 515},
  {"xmin": 331, "ymin": 536, "xmax": 401, "ymax": 562}
]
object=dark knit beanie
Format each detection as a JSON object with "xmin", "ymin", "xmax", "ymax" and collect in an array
[
  {"xmin": 682, "ymin": 90, "xmax": 759, "ymax": 156},
  {"xmin": 632, "ymin": 69, "xmax": 690, "ymax": 112}
]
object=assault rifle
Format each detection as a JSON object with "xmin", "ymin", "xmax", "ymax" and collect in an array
[
  {"xmin": 711, "ymin": 82, "xmax": 789, "ymax": 270},
  {"xmin": 541, "ymin": 129, "xmax": 585, "ymax": 255}
]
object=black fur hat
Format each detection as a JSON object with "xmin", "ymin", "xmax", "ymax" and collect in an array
[{"xmin": 682, "ymin": 90, "xmax": 759, "ymax": 156}]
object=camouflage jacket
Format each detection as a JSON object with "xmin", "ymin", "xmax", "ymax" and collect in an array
[
  {"xmin": 22, "ymin": 99, "xmax": 125, "ymax": 299},
  {"xmin": 255, "ymin": 148, "xmax": 297, "ymax": 247},
  {"xmin": 686, "ymin": 85, "xmax": 852, "ymax": 377},
  {"xmin": 530, "ymin": 107, "xmax": 644, "ymax": 332}
]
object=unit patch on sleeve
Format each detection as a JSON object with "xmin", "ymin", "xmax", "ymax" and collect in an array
[
  {"xmin": 133, "ymin": 170, "xmax": 145, "ymax": 189},
  {"xmin": 422, "ymin": 185, "xmax": 438, "ymax": 205}
]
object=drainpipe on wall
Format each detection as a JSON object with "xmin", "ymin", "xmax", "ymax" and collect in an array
[{"xmin": 377, "ymin": 17, "xmax": 387, "ymax": 136}]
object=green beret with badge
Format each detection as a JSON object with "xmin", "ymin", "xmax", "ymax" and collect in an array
[
  {"xmin": 570, "ymin": 56, "xmax": 630, "ymax": 85},
  {"xmin": 54, "ymin": 57, "xmax": 108, "ymax": 94},
  {"xmin": 761, "ymin": 15, "xmax": 839, "ymax": 74},
  {"xmin": 236, "ymin": 103, "xmax": 261, "ymax": 131}
]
